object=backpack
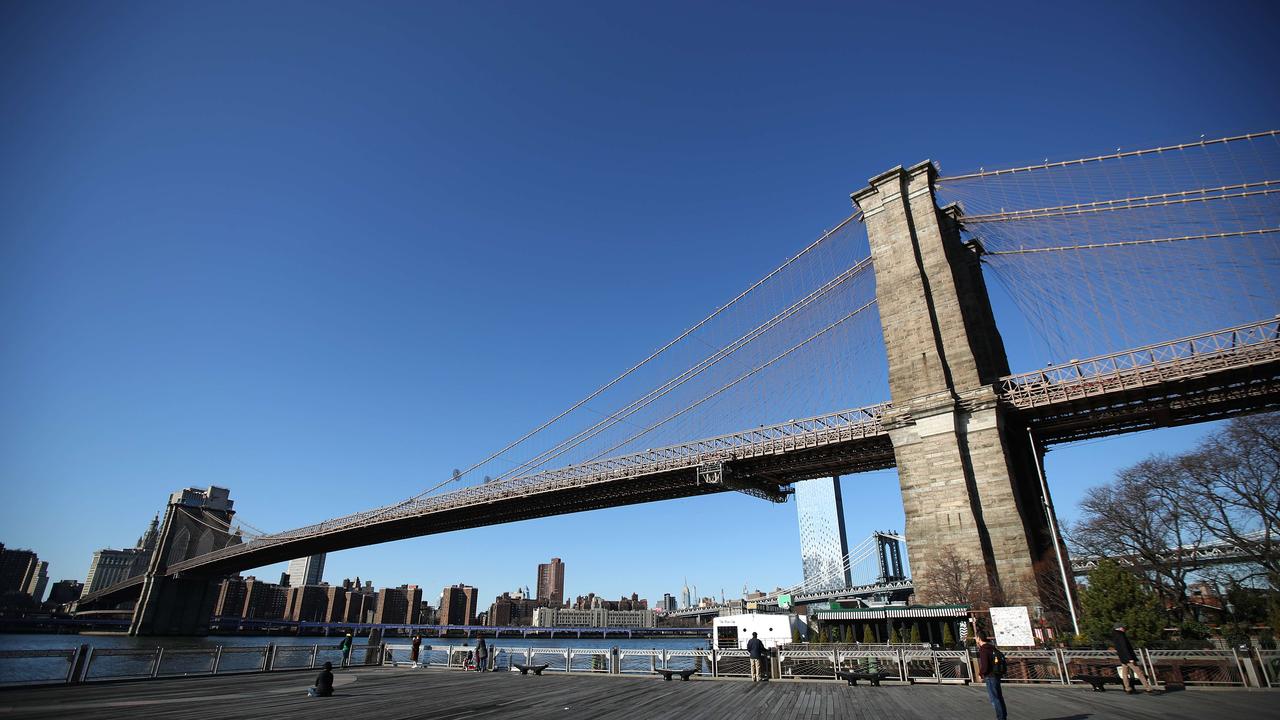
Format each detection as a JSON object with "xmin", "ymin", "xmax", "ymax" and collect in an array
[{"xmin": 989, "ymin": 647, "xmax": 1007, "ymax": 678}]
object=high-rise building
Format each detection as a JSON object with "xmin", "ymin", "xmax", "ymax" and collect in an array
[
  {"xmin": 680, "ymin": 579, "xmax": 692, "ymax": 609},
  {"xmin": 285, "ymin": 554, "xmax": 326, "ymax": 587},
  {"xmin": 487, "ymin": 589, "xmax": 538, "ymax": 626},
  {"xmin": 83, "ymin": 514, "xmax": 160, "ymax": 594},
  {"xmin": 536, "ymin": 558, "xmax": 565, "ymax": 607},
  {"xmin": 343, "ymin": 580, "xmax": 377, "ymax": 624},
  {"xmin": 213, "ymin": 577, "xmax": 248, "ymax": 618},
  {"xmin": 26, "ymin": 561, "xmax": 48, "ymax": 603},
  {"xmin": 374, "ymin": 585, "xmax": 422, "ymax": 625},
  {"xmin": 438, "ymin": 584, "xmax": 478, "ymax": 626},
  {"xmin": 0, "ymin": 545, "xmax": 40, "ymax": 596},
  {"xmin": 240, "ymin": 576, "xmax": 288, "ymax": 620},
  {"xmin": 795, "ymin": 476, "xmax": 852, "ymax": 592},
  {"xmin": 661, "ymin": 593, "xmax": 677, "ymax": 612},
  {"xmin": 322, "ymin": 585, "xmax": 347, "ymax": 624},
  {"xmin": 284, "ymin": 585, "xmax": 331, "ymax": 622},
  {"xmin": 46, "ymin": 580, "xmax": 83, "ymax": 610}
]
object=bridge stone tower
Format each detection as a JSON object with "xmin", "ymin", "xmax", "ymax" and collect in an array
[
  {"xmin": 853, "ymin": 162, "xmax": 1067, "ymax": 614},
  {"xmin": 129, "ymin": 486, "xmax": 241, "ymax": 636}
]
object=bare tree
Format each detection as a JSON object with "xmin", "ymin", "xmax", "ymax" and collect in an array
[
  {"xmin": 1175, "ymin": 413, "xmax": 1280, "ymax": 588},
  {"xmin": 1069, "ymin": 456, "xmax": 1204, "ymax": 620},
  {"xmin": 931, "ymin": 546, "xmax": 993, "ymax": 611}
]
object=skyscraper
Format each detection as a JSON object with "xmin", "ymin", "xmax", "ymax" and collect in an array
[
  {"xmin": 285, "ymin": 554, "xmax": 326, "ymax": 587},
  {"xmin": 536, "ymin": 558, "xmax": 564, "ymax": 607},
  {"xmin": 26, "ymin": 561, "xmax": 48, "ymax": 603},
  {"xmin": 0, "ymin": 545, "xmax": 39, "ymax": 596},
  {"xmin": 438, "ymin": 584, "xmax": 478, "ymax": 625},
  {"xmin": 795, "ymin": 475, "xmax": 852, "ymax": 592},
  {"xmin": 83, "ymin": 514, "xmax": 160, "ymax": 594}
]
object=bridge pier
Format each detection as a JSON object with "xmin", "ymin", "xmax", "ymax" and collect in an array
[
  {"xmin": 854, "ymin": 162, "xmax": 1073, "ymax": 616},
  {"xmin": 128, "ymin": 487, "xmax": 240, "ymax": 636}
]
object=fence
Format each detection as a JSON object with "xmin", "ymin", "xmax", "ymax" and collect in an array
[
  {"xmin": 5, "ymin": 642, "xmax": 1276, "ymax": 688},
  {"xmin": 0, "ymin": 643, "xmax": 381, "ymax": 686}
]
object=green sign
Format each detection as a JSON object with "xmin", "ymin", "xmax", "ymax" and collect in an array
[{"xmin": 777, "ymin": 594, "xmax": 792, "ymax": 609}]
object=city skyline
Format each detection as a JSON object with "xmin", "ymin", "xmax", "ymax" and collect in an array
[{"xmin": 3, "ymin": 2, "xmax": 1277, "ymax": 609}]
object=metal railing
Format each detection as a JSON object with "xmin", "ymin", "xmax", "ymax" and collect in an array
[
  {"xmin": 999, "ymin": 317, "xmax": 1280, "ymax": 409},
  {"xmin": 0, "ymin": 643, "xmax": 381, "ymax": 686}
]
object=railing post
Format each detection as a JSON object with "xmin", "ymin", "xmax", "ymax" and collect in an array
[
  {"xmin": 150, "ymin": 647, "xmax": 165, "ymax": 678},
  {"xmin": 1140, "ymin": 648, "xmax": 1157, "ymax": 688},
  {"xmin": 711, "ymin": 646, "xmax": 718, "ymax": 678},
  {"xmin": 211, "ymin": 646, "xmax": 223, "ymax": 675},
  {"xmin": 309, "ymin": 644, "xmax": 318, "ymax": 669},
  {"xmin": 1235, "ymin": 648, "xmax": 1261, "ymax": 688},
  {"xmin": 933, "ymin": 651, "xmax": 940, "ymax": 682},
  {"xmin": 264, "ymin": 644, "xmax": 275, "ymax": 671},
  {"xmin": 661, "ymin": 648, "xmax": 668, "ymax": 670},
  {"xmin": 832, "ymin": 649, "xmax": 839, "ymax": 680},
  {"xmin": 67, "ymin": 644, "xmax": 90, "ymax": 684},
  {"xmin": 1054, "ymin": 649, "xmax": 1066, "ymax": 684}
]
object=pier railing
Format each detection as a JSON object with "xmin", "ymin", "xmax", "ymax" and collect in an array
[
  {"xmin": 0, "ymin": 643, "xmax": 381, "ymax": 686},
  {"xmin": 1, "ymin": 642, "xmax": 1271, "ymax": 688}
]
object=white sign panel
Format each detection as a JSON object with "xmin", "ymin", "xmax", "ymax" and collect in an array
[{"xmin": 989, "ymin": 606, "xmax": 1035, "ymax": 647}]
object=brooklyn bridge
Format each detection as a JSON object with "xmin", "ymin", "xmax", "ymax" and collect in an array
[{"xmin": 77, "ymin": 131, "xmax": 1280, "ymax": 635}]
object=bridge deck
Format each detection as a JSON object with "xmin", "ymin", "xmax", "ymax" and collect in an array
[{"xmin": 1, "ymin": 666, "xmax": 1276, "ymax": 720}]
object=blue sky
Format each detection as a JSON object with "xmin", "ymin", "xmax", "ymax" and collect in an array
[{"xmin": 2, "ymin": 1, "xmax": 1277, "ymax": 607}]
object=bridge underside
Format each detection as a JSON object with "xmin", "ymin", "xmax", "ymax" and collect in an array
[{"xmin": 1014, "ymin": 358, "xmax": 1280, "ymax": 444}]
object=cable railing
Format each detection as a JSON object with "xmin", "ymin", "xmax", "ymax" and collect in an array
[
  {"xmin": 998, "ymin": 317, "xmax": 1280, "ymax": 409},
  {"xmin": 166, "ymin": 403, "xmax": 892, "ymax": 574}
]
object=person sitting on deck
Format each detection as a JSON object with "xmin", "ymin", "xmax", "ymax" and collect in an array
[{"xmin": 308, "ymin": 661, "xmax": 334, "ymax": 697}]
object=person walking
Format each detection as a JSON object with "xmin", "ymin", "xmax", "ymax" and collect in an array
[
  {"xmin": 411, "ymin": 634, "xmax": 422, "ymax": 667},
  {"xmin": 1112, "ymin": 625, "xmax": 1153, "ymax": 694},
  {"xmin": 308, "ymin": 661, "xmax": 334, "ymax": 697},
  {"xmin": 976, "ymin": 633, "xmax": 1008, "ymax": 720},
  {"xmin": 476, "ymin": 637, "xmax": 489, "ymax": 672},
  {"xmin": 746, "ymin": 632, "xmax": 767, "ymax": 682},
  {"xmin": 339, "ymin": 632, "xmax": 354, "ymax": 668}
]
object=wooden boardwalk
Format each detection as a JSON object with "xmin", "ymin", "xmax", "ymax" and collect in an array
[{"xmin": 0, "ymin": 666, "xmax": 1277, "ymax": 719}]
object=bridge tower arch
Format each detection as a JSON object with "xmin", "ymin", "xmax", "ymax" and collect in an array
[
  {"xmin": 128, "ymin": 486, "xmax": 241, "ymax": 636},
  {"xmin": 853, "ymin": 162, "xmax": 1071, "ymax": 616}
]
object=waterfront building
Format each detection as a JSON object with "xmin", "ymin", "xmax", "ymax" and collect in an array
[
  {"xmin": 283, "ymin": 584, "xmax": 331, "ymax": 622},
  {"xmin": 487, "ymin": 589, "xmax": 538, "ymax": 626},
  {"xmin": 795, "ymin": 476, "xmax": 852, "ymax": 591},
  {"xmin": 241, "ymin": 576, "xmax": 288, "ymax": 620},
  {"xmin": 536, "ymin": 558, "xmax": 565, "ymax": 607},
  {"xmin": 343, "ymin": 580, "xmax": 377, "ymax": 623},
  {"xmin": 25, "ymin": 561, "xmax": 49, "ymax": 603},
  {"xmin": 213, "ymin": 577, "xmax": 247, "ymax": 618},
  {"xmin": 438, "ymin": 584, "xmax": 478, "ymax": 625},
  {"xmin": 46, "ymin": 580, "xmax": 83, "ymax": 610},
  {"xmin": 83, "ymin": 515, "xmax": 160, "ymax": 595},
  {"xmin": 321, "ymin": 585, "xmax": 347, "ymax": 623},
  {"xmin": 0, "ymin": 545, "xmax": 40, "ymax": 596},
  {"xmin": 417, "ymin": 604, "xmax": 437, "ymax": 625},
  {"xmin": 374, "ymin": 584, "xmax": 422, "ymax": 625},
  {"xmin": 285, "ymin": 554, "xmax": 325, "ymax": 587},
  {"xmin": 532, "ymin": 606, "xmax": 655, "ymax": 628}
]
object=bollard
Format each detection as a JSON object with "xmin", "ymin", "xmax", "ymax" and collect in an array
[{"xmin": 610, "ymin": 646, "xmax": 620, "ymax": 675}]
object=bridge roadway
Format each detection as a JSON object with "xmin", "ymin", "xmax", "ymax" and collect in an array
[
  {"xmin": 81, "ymin": 317, "xmax": 1280, "ymax": 606},
  {"xmin": 2, "ymin": 664, "xmax": 1277, "ymax": 720}
]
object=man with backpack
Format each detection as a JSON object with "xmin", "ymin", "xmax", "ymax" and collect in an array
[{"xmin": 976, "ymin": 633, "xmax": 1008, "ymax": 720}]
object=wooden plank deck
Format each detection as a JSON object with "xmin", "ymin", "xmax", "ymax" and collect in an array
[{"xmin": 0, "ymin": 666, "xmax": 1277, "ymax": 719}]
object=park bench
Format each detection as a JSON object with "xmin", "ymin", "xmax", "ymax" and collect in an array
[
  {"xmin": 654, "ymin": 668, "xmax": 698, "ymax": 681},
  {"xmin": 835, "ymin": 670, "xmax": 892, "ymax": 687},
  {"xmin": 1073, "ymin": 674, "xmax": 1125, "ymax": 692},
  {"xmin": 512, "ymin": 663, "xmax": 550, "ymax": 676}
]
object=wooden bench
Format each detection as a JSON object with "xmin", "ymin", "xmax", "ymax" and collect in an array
[
  {"xmin": 512, "ymin": 663, "xmax": 550, "ymax": 676},
  {"xmin": 1073, "ymin": 674, "xmax": 1124, "ymax": 692},
  {"xmin": 654, "ymin": 668, "xmax": 698, "ymax": 681},
  {"xmin": 835, "ymin": 671, "xmax": 892, "ymax": 687}
]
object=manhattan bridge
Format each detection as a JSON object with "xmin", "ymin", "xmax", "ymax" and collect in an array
[{"xmin": 78, "ymin": 131, "xmax": 1280, "ymax": 635}]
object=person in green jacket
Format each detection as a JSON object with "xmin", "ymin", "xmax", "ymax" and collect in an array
[{"xmin": 340, "ymin": 632, "xmax": 354, "ymax": 668}]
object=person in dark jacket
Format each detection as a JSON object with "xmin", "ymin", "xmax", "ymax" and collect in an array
[
  {"xmin": 411, "ymin": 634, "xmax": 422, "ymax": 666},
  {"xmin": 476, "ymin": 637, "xmax": 489, "ymax": 672},
  {"xmin": 1111, "ymin": 625, "xmax": 1153, "ymax": 693},
  {"xmin": 308, "ymin": 661, "xmax": 334, "ymax": 697},
  {"xmin": 745, "ymin": 632, "xmax": 767, "ymax": 682},
  {"xmin": 976, "ymin": 633, "xmax": 1007, "ymax": 720}
]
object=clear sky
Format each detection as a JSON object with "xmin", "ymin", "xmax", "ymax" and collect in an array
[{"xmin": 2, "ymin": 1, "xmax": 1277, "ymax": 608}]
